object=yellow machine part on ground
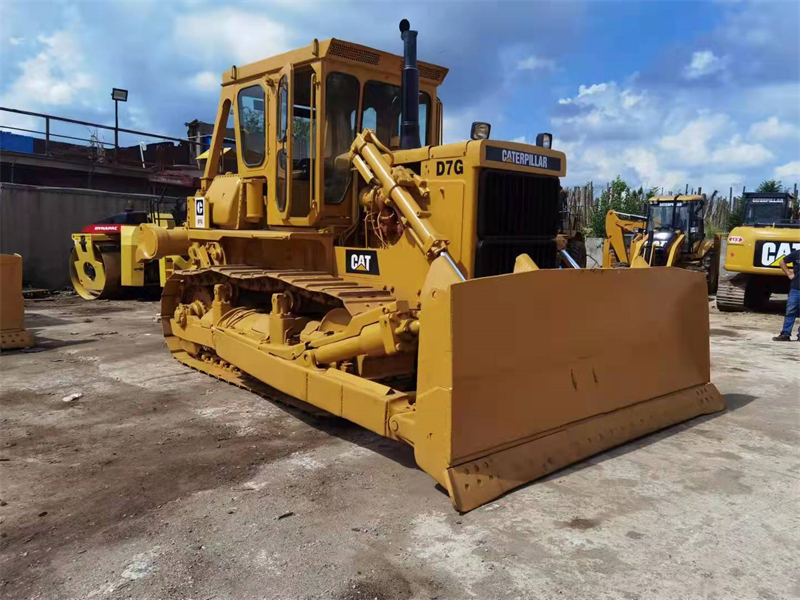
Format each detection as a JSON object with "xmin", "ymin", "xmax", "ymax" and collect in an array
[{"xmin": 1, "ymin": 254, "xmax": 35, "ymax": 350}]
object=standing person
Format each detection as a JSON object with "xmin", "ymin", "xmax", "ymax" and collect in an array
[{"xmin": 773, "ymin": 248, "xmax": 800, "ymax": 341}]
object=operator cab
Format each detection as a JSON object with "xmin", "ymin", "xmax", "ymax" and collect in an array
[
  {"xmin": 743, "ymin": 192, "xmax": 799, "ymax": 228},
  {"xmin": 199, "ymin": 38, "xmax": 447, "ymax": 229},
  {"xmin": 644, "ymin": 195, "xmax": 706, "ymax": 263}
]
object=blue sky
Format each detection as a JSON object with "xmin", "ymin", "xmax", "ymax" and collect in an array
[{"xmin": 1, "ymin": 0, "xmax": 798, "ymax": 193}]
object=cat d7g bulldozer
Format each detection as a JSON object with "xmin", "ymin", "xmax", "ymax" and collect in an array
[{"xmin": 142, "ymin": 21, "xmax": 724, "ymax": 511}]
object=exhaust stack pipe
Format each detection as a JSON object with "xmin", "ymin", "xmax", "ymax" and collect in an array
[{"xmin": 399, "ymin": 19, "xmax": 420, "ymax": 150}]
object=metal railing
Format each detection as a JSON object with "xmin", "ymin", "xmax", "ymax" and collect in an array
[{"xmin": 0, "ymin": 106, "xmax": 199, "ymax": 167}]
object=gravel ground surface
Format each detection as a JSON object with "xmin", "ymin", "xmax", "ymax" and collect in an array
[{"xmin": 0, "ymin": 293, "xmax": 798, "ymax": 600}]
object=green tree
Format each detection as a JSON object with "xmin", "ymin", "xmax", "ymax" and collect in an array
[
  {"xmin": 240, "ymin": 107, "xmax": 264, "ymax": 134},
  {"xmin": 588, "ymin": 177, "xmax": 653, "ymax": 237},
  {"xmin": 727, "ymin": 196, "xmax": 745, "ymax": 230},
  {"xmin": 756, "ymin": 180, "xmax": 783, "ymax": 192}
]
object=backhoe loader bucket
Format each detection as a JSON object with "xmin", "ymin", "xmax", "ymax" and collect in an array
[{"xmin": 410, "ymin": 266, "xmax": 724, "ymax": 511}]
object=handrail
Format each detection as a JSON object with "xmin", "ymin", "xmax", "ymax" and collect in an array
[{"xmin": 0, "ymin": 106, "xmax": 187, "ymax": 144}]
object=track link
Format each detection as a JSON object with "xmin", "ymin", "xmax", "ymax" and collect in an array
[
  {"xmin": 716, "ymin": 277, "xmax": 746, "ymax": 312},
  {"xmin": 181, "ymin": 266, "xmax": 397, "ymax": 316},
  {"xmin": 173, "ymin": 348, "xmax": 331, "ymax": 418}
]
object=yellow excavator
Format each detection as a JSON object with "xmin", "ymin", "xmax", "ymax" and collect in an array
[
  {"xmin": 138, "ymin": 21, "xmax": 724, "ymax": 511},
  {"xmin": 717, "ymin": 192, "xmax": 800, "ymax": 311},
  {"xmin": 604, "ymin": 195, "xmax": 721, "ymax": 294}
]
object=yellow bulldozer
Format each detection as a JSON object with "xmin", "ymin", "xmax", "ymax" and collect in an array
[
  {"xmin": 70, "ymin": 203, "xmax": 190, "ymax": 300},
  {"xmin": 717, "ymin": 192, "xmax": 800, "ymax": 311},
  {"xmin": 140, "ymin": 21, "xmax": 724, "ymax": 511},
  {"xmin": 603, "ymin": 195, "xmax": 721, "ymax": 294}
]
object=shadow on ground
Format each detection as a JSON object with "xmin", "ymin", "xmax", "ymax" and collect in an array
[{"xmin": 534, "ymin": 392, "xmax": 756, "ymax": 485}]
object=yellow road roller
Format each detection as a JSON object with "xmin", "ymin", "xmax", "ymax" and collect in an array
[{"xmin": 70, "ymin": 209, "xmax": 189, "ymax": 300}]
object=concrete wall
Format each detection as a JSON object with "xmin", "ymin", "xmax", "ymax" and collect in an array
[
  {"xmin": 586, "ymin": 237, "xmax": 604, "ymax": 268},
  {"xmin": 0, "ymin": 183, "xmax": 183, "ymax": 289}
]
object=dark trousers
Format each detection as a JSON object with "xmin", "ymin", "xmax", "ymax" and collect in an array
[{"xmin": 782, "ymin": 288, "xmax": 800, "ymax": 336}]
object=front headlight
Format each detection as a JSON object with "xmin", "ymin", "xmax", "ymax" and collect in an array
[{"xmin": 470, "ymin": 122, "xmax": 491, "ymax": 140}]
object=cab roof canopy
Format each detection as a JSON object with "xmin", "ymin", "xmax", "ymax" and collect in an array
[
  {"xmin": 221, "ymin": 38, "xmax": 449, "ymax": 87},
  {"xmin": 650, "ymin": 195, "xmax": 705, "ymax": 203}
]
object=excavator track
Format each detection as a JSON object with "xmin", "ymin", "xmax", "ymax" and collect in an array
[
  {"xmin": 717, "ymin": 278, "xmax": 746, "ymax": 311},
  {"xmin": 716, "ymin": 275, "xmax": 747, "ymax": 312}
]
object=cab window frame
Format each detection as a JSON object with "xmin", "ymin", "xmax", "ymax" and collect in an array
[
  {"xmin": 236, "ymin": 83, "xmax": 267, "ymax": 168},
  {"xmin": 323, "ymin": 71, "xmax": 361, "ymax": 205},
  {"xmin": 360, "ymin": 80, "xmax": 432, "ymax": 147}
]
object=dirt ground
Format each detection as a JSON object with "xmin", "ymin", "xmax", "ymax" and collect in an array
[{"xmin": 1, "ymin": 293, "xmax": 798, "ymax": 600}]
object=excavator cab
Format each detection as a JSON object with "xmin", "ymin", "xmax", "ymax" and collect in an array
[{"xmin": 743, "ymin": 193, "xmax": 798, "ymax": 226}]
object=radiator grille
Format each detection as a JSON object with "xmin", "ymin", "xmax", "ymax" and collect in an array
[{"xmin": 474, "ymin": 170, "xmax": 560, "ymax": 277}]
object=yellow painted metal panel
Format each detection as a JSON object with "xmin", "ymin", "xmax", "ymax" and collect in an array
[{"xmin": 443, "ymin": 267, "xmax": 712, "ymax": 463}]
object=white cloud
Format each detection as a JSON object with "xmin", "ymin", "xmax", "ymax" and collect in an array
[
  {"xmin": 516, "ymin": 55, "xmax": 556, "ymax": 72},
  {"xmin": 0, "ymin": 31, "xmax": 94, "ymax": 109},
  {"xmin": 553, "ymin": 81, "xmax": 656, "ymax": 138},
  {"xmin": 710, "ymin": 134, "xmax": 773, "ymax": 166},
  {"xmin": 774, "ymin": 161, "xmax": 800, "ymax": 179},
  {"xmin": 443, "ymin": 109, "xmax": 479, "ymax": 145},
  {"xmin": 9, "ymin": 36, "xmax": 25, "ymax": 46},
  {"xmin": 658, "ymin": 114, "xmax": 773, "ymax": 166},
  {"xmin": 175, "ymin": 8, "xmax": 292, "ymax": 65},
  {"xmin": 188, "ymin": 71, "xmax": 220, "ymax": 92},
  {"xmin": 683, "ymin": 50, "xmax": 727, "ymax": 80},
  {"xmin": 511, "ymin": 135, "xmax": 527, "ymax": 144},
  {"xmin": 623, "ymin": 147, "xmax": 687, "ymax": 190},
  {"xmin": 748, "ymin": 116, "xmax": 799, "ymax": 140},
  {"xmin": 659, "ymin": 113, "xmax": 730, "ymax": 162},
  {"xmin": 555, "ymin": 76, "xmax": 790, "ymax": 190}
]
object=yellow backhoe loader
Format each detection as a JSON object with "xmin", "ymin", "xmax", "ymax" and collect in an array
[
  {"xmin": 140, "ymin": 21, "xmax": 723, "ymax": 511},
  {"xmin": 602, "ymin": 210, "xmax": 647, "ymax": 267},
  {"xmin": 604, "ymin": 195, "xmax": 721, "ymax": 294},
  {"xmin": 70, "ymin": 204, "xmax": 190, "ymax": 300},
  {"xmin": 717, "ymin": 192, "xmax": 800, "ymax": 311}
]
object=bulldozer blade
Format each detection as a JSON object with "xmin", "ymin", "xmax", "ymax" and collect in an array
[{"xmin": 411, "ymin": 266, "xmax": 725, "ymax": 512}]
